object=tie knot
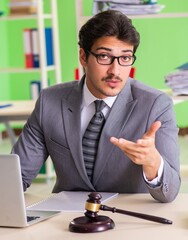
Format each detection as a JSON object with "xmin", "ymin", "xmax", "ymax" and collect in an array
[{"xmin": 94, "ymin": 100, "xmax": 106, "ymax": 113}]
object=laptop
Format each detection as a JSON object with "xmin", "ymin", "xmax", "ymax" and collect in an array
[{"xmin": 0, "ymin": 154, "xmax": 60, "ymax": 228}]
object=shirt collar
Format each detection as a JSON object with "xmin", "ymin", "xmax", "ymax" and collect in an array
[{"xmin": 82, "ymin": 81, "xmax": 117, "ymax": 108}]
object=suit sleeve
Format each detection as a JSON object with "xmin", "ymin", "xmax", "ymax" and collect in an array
[
  {"xmin": 11, "ymin": 93, "xmax": 48, "ymax": 191},
  {"xmin": 145, "ymin": 93, "xmax": 181, "ymax": 202}
]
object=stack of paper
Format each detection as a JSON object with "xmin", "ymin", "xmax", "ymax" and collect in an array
[
  {"xmin": 93, "ymin": 0, "xmax": 165, "ymax": 15},
  {"xmin": 27, "ymin": 191, "xmax": 118, "ymax": 212},
  {"xmin": 165, "ymin": 63, "xmax": 188, "ymax": 96}
]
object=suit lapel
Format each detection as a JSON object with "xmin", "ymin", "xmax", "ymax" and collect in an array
[
  {"xmin": 61, "ymin": 79, "xmax": 95, "ymax": 190},
  {"xmin": 93, "ymin": 80, "xmax": 138, "ymax": 186}
]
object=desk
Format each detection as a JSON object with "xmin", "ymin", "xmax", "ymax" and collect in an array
[
  {"xmin": 0, "ymin": 100, "xmax": 35, "ymax": 145},
  {"xmin": 0, "ymin": 193, "xmax": 187, "ymax": 240},
  {"xmin": 0, "ymin": 100, "xmax": 54, "ymax": 179}
]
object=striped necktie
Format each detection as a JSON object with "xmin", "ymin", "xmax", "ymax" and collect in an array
[{"xmin": 82, "ymin": 100, "xmax": 106, "ymax": 182}]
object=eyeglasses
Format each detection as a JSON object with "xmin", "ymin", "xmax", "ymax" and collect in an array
[{"xmin": 87, "ymin": 51, "xmax": 136, "ymax": 66}]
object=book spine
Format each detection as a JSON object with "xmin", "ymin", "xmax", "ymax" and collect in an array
[
  {"xmin": 129, "ymin": 67, "xmax": 136, "ymax": 78},
  {"xmin": 31, "ymin": 28, "xmax": 40, "ymax": 68},
  {"xmin": 23, "ymin": 28, "xmax": 33, "ymax": 68},
  {"xmin": 30, "ymin": 80, "xmax": 41, "ymax": 100},
  {"xmin": 45, "ymin": 27, "xmax": 54, "ymax": 66}
]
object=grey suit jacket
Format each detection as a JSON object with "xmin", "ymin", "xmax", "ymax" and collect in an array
[{"xmin": 12, "ymin": 77, "xmax": 180, "ymax": 202}]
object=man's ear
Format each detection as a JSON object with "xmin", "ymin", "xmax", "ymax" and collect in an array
[{"xmin": 79, "ymin": 48, "xmax": 87, "ymax": 67}]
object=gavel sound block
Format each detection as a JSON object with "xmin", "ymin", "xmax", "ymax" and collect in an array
[{"xmin": 69, "ymin": 192, "xmax": 172, "ymax": 233}]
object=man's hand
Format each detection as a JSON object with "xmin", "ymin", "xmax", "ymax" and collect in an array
[{"xmin": 110, "ymin": 121, "xmax": 162, "ymax": 181}]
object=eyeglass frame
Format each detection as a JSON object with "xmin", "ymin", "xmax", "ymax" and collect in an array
[{"xmin": 87, "ymin": 50, "xmax": 136, "ymax": 66}]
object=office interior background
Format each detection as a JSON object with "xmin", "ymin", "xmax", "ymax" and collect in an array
[{"xmin": 0, "ymin": 0, "xmax": 188, "ymax": 192}]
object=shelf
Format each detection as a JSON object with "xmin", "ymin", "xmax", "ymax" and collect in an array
[
  {"xmin": 0, "ymin": 14, "xmax": 52, "ymax": 21},
  {"xmin": 128, "ymin": 12, "xmax": 188, "ymax": 19},
  {"xmin": 0, "ymin": 66, "xmax": 55, "ymax": 73},
  {"xmin": 80, "ymin": 13, "xmax": 188, "ymax": 25}
]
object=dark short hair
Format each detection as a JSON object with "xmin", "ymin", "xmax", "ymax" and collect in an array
[{"xmin": 78, "ymin": 10, "xmax": 140, "ymax": 54}]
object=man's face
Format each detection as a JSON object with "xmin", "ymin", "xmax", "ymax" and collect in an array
[{"xmin": 80, "ymin": 36, "xmax": 134, "ymax": 99}]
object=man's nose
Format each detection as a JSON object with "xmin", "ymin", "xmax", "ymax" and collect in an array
[{"xmin": 107, "ymin": 58, "xmax": 121, "ymax": 76}]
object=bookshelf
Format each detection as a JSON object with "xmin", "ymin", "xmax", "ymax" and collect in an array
[
  {"xmin": 0, "ymin": 0, "xmax": 61, "ymax": 179},
  {"xmin": 0, "ymin": 0, "xmax": 62, "ymax": 89}
]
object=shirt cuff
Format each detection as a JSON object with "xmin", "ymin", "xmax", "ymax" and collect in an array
[{"xmin": 143, "ymin": 156, "xmax": 164, "ymax": 187}]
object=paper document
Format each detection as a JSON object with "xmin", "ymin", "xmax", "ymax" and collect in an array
[
  {"xmin": 92, "ymin": 0, "xmax": 165, "ymax": 15},
  {"xmin": 165, "ymin": 69, "xmax": 188, "ymax": 96},
  {"xmin": 27, "ymin": 191, "xmax": 118, "ymax": 212}
]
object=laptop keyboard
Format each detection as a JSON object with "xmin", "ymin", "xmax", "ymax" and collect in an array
[{"xmin": 27, "ymin": 216, "xmax": 40, "ymax": 222}]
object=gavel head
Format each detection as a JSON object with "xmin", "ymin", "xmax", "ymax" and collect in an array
[
  {"xmin": 84, "ymin": 192, "xmax": 102, "ymax": 219},
  {"xmin": 69, "ymin": 192, "xmax": 115, "ymax": 233}
]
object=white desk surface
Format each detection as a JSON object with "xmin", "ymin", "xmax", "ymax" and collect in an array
[
  {"xmin": 0, "ymin": 193, "xmax": 188, "ymax": 240},
  {"xmin": 0, "ymin": 100, "xmax": 35, "ymax": 121}
]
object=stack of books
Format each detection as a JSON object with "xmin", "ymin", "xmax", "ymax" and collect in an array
[
  {"xmin": 23, "ymin": 27, "xmax": 54, "ymax": 68},
  {"xmin": 165, "ymin": 63, "xmax": 188, "ymax": 96},
  {"xmin": 92, "ymin": 0, "xmax": 165, "ymax": 15},
  {"xmin": 9, "ymin": 0, "xmax": 37, "ymax": 15}
]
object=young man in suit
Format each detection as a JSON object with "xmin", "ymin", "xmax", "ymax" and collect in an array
[{"xmin": 12, "ymin": 10, "xmax": 180, "ymax": 203}]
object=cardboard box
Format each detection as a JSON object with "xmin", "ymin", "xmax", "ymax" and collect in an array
[{"xmin": 9, "ymin": 0, "xmax": 37, "ymax": 15}]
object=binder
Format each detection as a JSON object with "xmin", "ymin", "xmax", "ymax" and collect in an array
[
  {"xmin": 24, "ymin": 27, "xmax": 54, "ymax": 68},
  {"xmin": 30, "ymin": 80, "xmax": 41, "ymax": 100},
  {"xmin": 31, "ymin": 28, "xmax": 40, "ymax": 68},
  {"xmin": 23, "ymin": 28, "xmax": 33, "ymax": 68},
  {"xmin": 45, "ymin": 27, "xmax": 54, "ymax": 66},
  {"xmin": 129, "ymin": 67, "xmax": 136, "ymax": 78}
]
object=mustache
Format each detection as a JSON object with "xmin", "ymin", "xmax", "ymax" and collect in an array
[{"xmin": 102, "ymin": 74, "xmax": 123, "ymax": 82}]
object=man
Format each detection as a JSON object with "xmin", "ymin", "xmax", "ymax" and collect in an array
[{"xmin": 12, "ymin": 10, "xmax": 180, "ymax": 203}]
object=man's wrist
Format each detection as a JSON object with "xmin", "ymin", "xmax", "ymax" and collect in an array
[{"xmin": 143, "ymin": 156, "xmax": 164, "ymax": 186}]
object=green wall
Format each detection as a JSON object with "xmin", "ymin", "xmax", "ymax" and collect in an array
[
  {"xmin": 0, "ymin": 0, "xmax": 10, "ymax": 99},
  {"xmin": 0, "ymin": 0, "xmax": 188, "ymax": 127}
]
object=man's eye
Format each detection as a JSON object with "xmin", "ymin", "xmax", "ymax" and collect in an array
[
  {"xmin": 121, "ymin": 56, "xmax": 132, "ymax": 62},
  {"xmin": 98, "ymin": 54, "xmax": 110, "ymax": 60}
]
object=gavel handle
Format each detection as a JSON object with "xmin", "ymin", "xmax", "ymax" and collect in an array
[{"xmin": 100, "ymin": 205, "xmax": 172, "ymax": 224}]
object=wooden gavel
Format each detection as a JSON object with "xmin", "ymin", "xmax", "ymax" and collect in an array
[{"xmin": 69, "ymin": 192, "xmax": 172, "ymax": 233}]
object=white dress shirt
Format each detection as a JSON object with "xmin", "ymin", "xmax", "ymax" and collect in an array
[{"xmin": 81, "ymin": 82, "xmax": 117, "ymax": 137}]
